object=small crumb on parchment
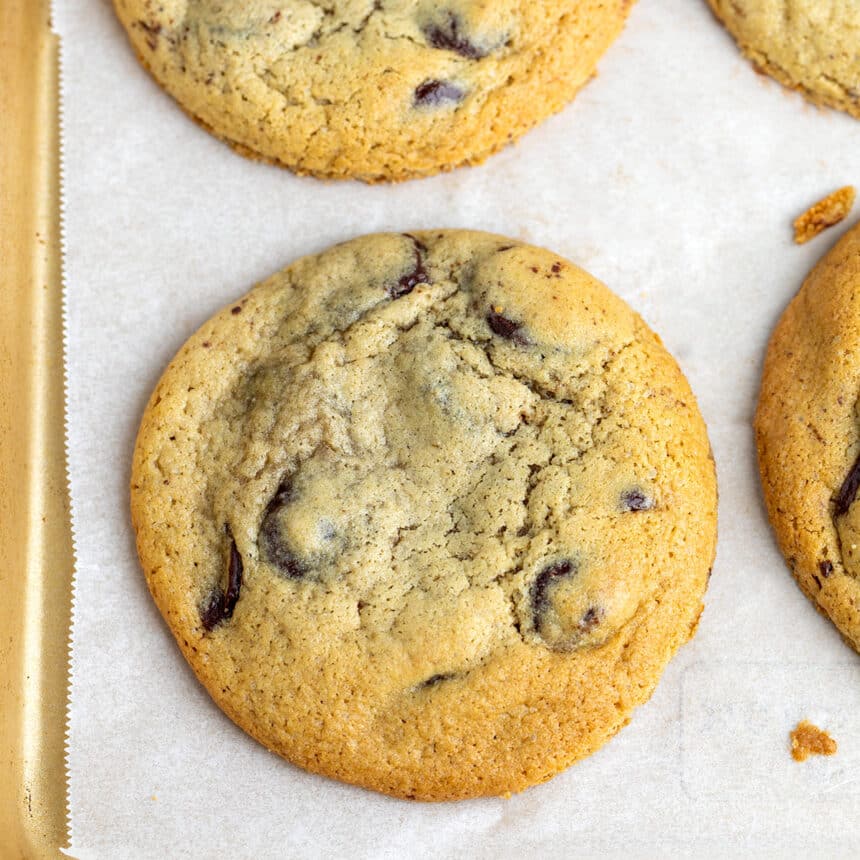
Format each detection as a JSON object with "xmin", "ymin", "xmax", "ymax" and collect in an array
[
  {"xmin": 793, "ymin": 186, "xmax": 855, "ymax": 244},
  {"xmin": 790, "ymin": 720, "xmax": 837, "ymax": 762}
]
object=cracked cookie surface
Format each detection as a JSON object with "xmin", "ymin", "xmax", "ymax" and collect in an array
[
  {"xmin": 757, "ymin": 222, "xmax": 860, "ymax": 653},
  {"xmin": 112, "ymin": 0, "xmax": 635, "ymax": 181},
  {"xmin": 707, "ymin": 0, "xmax": 860, "ymax": 119},
  {"xmin": 131, "ymin": 230, "xmax": 717, "ymax": 799}
]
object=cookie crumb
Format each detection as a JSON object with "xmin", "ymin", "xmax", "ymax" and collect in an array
[
  {"xmin": 790, "ymin": 720, "xmax": 837, "ymax": 762},
  {"xmin": 793, "ymin": 186, "xmax": 855, "ymax": 244}
]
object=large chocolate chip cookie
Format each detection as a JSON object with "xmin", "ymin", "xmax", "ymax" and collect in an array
[
  {"xmin": 113, "ymin": 1, "xmax": 635, "ymax": 181},
  {"xmin": 131, "ymin": 230, "xmax": 717, "ymax": 799}
]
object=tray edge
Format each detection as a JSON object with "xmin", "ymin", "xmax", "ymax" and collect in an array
[{"xmin": 0, "ymin": 1, "xmax": 74, "ymax": 857}]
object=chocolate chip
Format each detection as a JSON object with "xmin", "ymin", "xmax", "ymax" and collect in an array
[
  {"xmin": 224, "ymin": 538, "xmax": 243, "ymax": 615},
  {"xmin": 620, "ymin": 489, "xmax": 654, "ymax": 512},
  {"xmin": 389, "ymin": 235, "xmax": 430, "ymax": 299},
  {"xmin": 231, "ymin": 306, "xmax": 242, "ymax": 315},
  {"xmin": 423, "ymin": 13, "xmax": 487, "ymax": 59},
  {"xmin": 486, "ymin": 309, "xmax": 528, "ymax": 346},
  {"xmin": 819, "ymin": 559, "xmax": 834, "ymax": 578},
  {"xmin": 531, "ymin": 560, "xmax": 576, "ymax": 618},
  {"xmin": 419, "ymin": 672, "xmax": 457, "ymax": 689},
  {"xmin": 531, "ymin": 561, "xmax": 607, "ymax": 650},
  {"xmin": 413, "ymin": 80, "xmax": 465, "ymax": 107},
  {"xmin": 266, "ymin": 479, "xmax": 294, "ymax": 511},
  {"xmin": 200, "ymin": 590, "xmax": 224, "ymax": 632},
  {"xmin": 578, "ymin": 606, "xmax": 602, "ymax": 633},
  {"xmin": 834, "ymin": 450, "xmax": 860, "ymax": 516},
  {"xmin": 136, "ymin": 20, "xmax": 161, "ymax": 51},
  {"xmin": 200, "ymin": 532, "xmax": 244, "ymax": 631},
  {"xmin": 259, "ymin": 480, "xmax": 307, "ymax": 579}
]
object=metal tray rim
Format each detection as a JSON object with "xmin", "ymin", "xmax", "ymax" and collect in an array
[{"xmin": 0, "ymin": 2, "xmax": 74, "ymax": 857}]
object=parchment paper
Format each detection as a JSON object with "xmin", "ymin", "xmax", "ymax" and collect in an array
[{"xmin": 55, "ymin": 0, "xmax": 860, "ymax": 856}]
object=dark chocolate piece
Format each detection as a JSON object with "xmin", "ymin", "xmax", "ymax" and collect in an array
[
  {"xmin": 224, "ymin": 539, "xmax": 243, "ymax": 616},
  {"xmin": 390, "ymin": 235, "xmax": 430, "ymax": 299},
  {"xmin": 419, "ymin": 672, "xmax": 457, "ymax": 688},
  {"xmin": 531, "ymin": 561, "xmax": 606, "ymax": 650},
  {"xmin": 201, "ymin": 533, "xmax": 244, "ymax": 631},
  {"xmin": 137, "ymin": 20, "xmax": 161, "ymax": 51},
  {"xmin": 531, "ymin": 559, "xmax": 576, "ymax": 618},
  {"xmin": 578, "ymin": 606, "xmax": 602, "ymax": 633},
  {"xmin": 819, "ymin": 559, "xmax": 834, "ymax": 578},
  {"xmin": 486, "ymin": 309, "xmax": 528, "ymax": 346},
  {"xmin": 834, "ymin": 450, "xmax": 860, "ymax": 516},
  {"xmin": 620, "ymin": 489, "xmax": 654, "ymax": 512},
  {"xmin": 259, "ymin": 480, "xmax": 307, "ymax": 578},
  {"xmin": 413, "ymin": 80, "xmax": 466, "ymax": 107},
  {"xmin": 423, "ymin": 14, "xmax": 487, "ymax": 59}
]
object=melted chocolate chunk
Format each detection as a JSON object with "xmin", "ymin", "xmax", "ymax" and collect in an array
[
  {"xmin": 819, "ymin": 559, "xmax": 834, "ymax": 578},
  {"xmin": 259, "ymin": 480, "xmax": 307, "ymax": 578},
  {"xmin": 834, "ymin": 450, "xmax": 860, "ymax": 516},
  {"xmin": 225, "ymin": 539, "xmax": 243, "ymax": 614},
  {"xmin": 531, "ymin": 561, "xmax": 606, "ymax": 650},
  {"xmin": 200, "ymin": 591, "xmax": 224, "ymax": 631},
  {"xmin": 486, "ymin": 309, "xmax": 528, "ymax": 346},
  {"xmin": 389, "ymin": 235, "xmax": 430, "ymax": 299},
  {"xmin": 620, "ymin": 489, "xmax": 654, "ymax": 512},
  {"xmin": 579, "ymin": 606, "xmax": 602, "ymax": 633},
  {"xmin": 531, "ymin": 560, "xmax": 576, "ymax": 618},
  {"xmin": 419, "ymin": 672, "xmax": 457, "ymax": 689},
  {"xmin": 265, "ymin": 480, "xmax": 294, "ymax": 512},
  {"xmin": 423, "ymin": 13, "xmax": 487, "ymax": 59},
  {"xmin": 200, "ymin": 533, "xmax": 244, "ymax": 631},
  {"xmin": 413, "ymin": 80, "xmax": 465, "ymax": 107}
]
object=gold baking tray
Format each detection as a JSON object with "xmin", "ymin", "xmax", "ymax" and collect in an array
[{"xmin": 0, "ymin": 1, "xmax": 73, "ymax": 857}]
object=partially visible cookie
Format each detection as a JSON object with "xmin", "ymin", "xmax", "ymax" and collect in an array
[
  {"xmin": 131, "ymin": 230, "xmax": 717, "ymax": 800},
  {"xmin": 707, "ymin": 0, "xmax": 860, "ymax": 119},
  {"xmin": 112, "ymin": 1, "xmax": 635, "ymax": 182},
  {"xmin": 756, "ymin": 221, "xmax": 860, "ymax": 653}
]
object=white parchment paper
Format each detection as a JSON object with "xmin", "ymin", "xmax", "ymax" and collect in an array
[{"xmin": 55, "ymin": 0, "xmax": 860, "ymax": 855}]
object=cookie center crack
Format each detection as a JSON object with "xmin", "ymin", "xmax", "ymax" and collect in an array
[{"xmin": 198, "ymin": 235, "xmax": 654, "ymax": 674}]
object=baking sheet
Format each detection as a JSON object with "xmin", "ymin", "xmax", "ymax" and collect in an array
[
  {"xmin": 55, "ymin": 0, "xmax": 860, "ymax": 855},
  {"xmin": 0, "ymin": 2, "xmax": 71, "ymax": 856}
]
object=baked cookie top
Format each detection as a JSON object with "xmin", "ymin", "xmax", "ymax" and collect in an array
[
  {"xmin": 131, "ymin": 230, "xmax": 717, "ymax": 800},
  {"xmin": 112, "ymin": 0, "xmax": 634, "ymax": 181},
  {"xmin": 756, "ymin": 222, "xmax": 860, "ymax": 653},
  {"xmin": 707, "ymin": 0, "xmax": 860, "ymax": 119}
]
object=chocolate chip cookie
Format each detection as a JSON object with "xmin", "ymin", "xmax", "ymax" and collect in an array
[
  {"xmin": 131, "ymin": 230, "xmax": 717, "ymax": 799},
  {"xmin": 707, "ymin": 0, "xmax": 860, "ymax": 119},
  {"xmin": 112, "ymin": 1, "xmax": 635, "ymax": 181},
  {"xmin": 756, "ymin": 222, "xmax": 860, "ymax": 653}
]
